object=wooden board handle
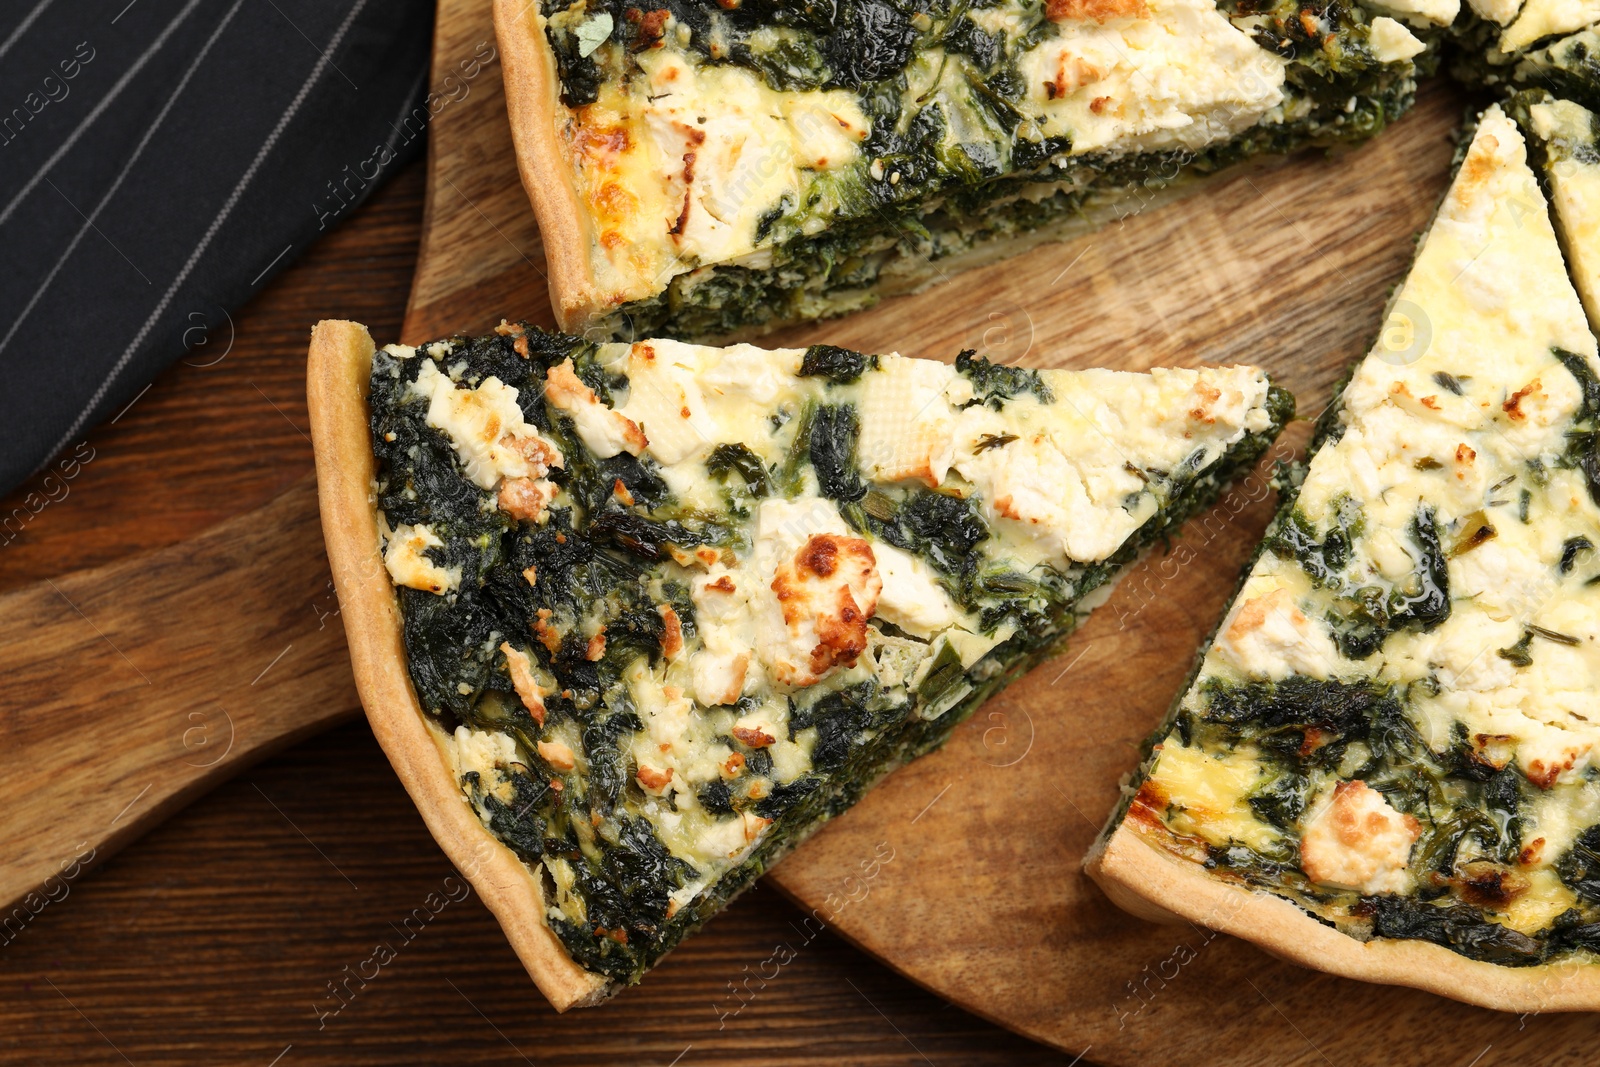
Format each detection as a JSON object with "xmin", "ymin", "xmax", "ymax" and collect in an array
[{"xmin": 0, "ymin": 473, "xmax": 358, "ymax": 914}]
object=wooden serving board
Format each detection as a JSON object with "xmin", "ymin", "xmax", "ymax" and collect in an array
[
  {"xmin": 408, "ymin": 0, "xmax": 1600, "ymax": 1061},
  {"xmin": 400, "ymin": 0, "xmax": 1600, "ymax": 1062},
  {"xmin": 3, "ymin": 0, "xmax": 1592, "ymax": 1062}
]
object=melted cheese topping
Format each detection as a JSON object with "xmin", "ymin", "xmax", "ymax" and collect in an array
[
  {"xmin": 557, "ymin": 33, "xmax": 869, "ymax": 306},
  {"xmin": 1527, "ymin": 96, "xmax": 1600, "ymax": 337},
  {"xmin": 1018, "ymin": 0, "xmax": 1288, "ymax": 154},
  {"xmin": 1146, "ymin": 108, "xmax": 1600, "ymax": 918},
  {"xmin": 1502, "ymin": 0, "xmax": 1600, "ymax": 52},
  {"xmin": 406, "ymin": 336, "xmax": 1278, "ymax": 921},
  {"xmin": 1148, "ymin": 742, "xmax": 1281, "ymax": 851}
]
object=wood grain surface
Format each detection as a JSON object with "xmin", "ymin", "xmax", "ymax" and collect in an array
[
  {"xmin": 400, "ymin": 0, "xmax": 1600, "ymax": 1061},
  {"xmin": 4, "ymin": 2, "xmax": 1592, "ymax": 1064},
  {"xmin": 0, "ymin": 50, "xmax": 1065, "ymax": 1067},
  {"xmin": 0, "ymin": 477, "xmax": 355, "ymax": 922}
]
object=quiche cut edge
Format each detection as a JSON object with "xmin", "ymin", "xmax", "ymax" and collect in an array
[
  {"xmin": 490, "ymin": 0, "xmax": 1420, "ymax": 342},
  {"xmin": 308, "ymin": 319, "xmax": 611, "ymax": 1010}
]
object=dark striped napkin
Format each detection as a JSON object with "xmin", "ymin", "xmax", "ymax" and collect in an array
[{"xmin": 0, "ymin": 0, "xmax": 435, "ymax": 495}]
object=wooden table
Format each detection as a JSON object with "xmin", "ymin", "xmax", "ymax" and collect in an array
[{"xmin": 0, "ymin": 160, "xmax": 1069, "ymax": 1066}]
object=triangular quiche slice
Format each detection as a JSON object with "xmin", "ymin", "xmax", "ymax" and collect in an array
[
  {"xmin": 1088, "ymin": 105, "xmax": 1600, "ymax": 1011},
  {"xmin": 307, "ymin": 318, "xmax": 1290, "ymax": 1007},
  {"xmin": 1506, "ymin": 26, "xmax": 1600, "ymax": 112},
  {"xmin": 1519, "ymin": 89, "xmax": 1600, "ymax": 333}
]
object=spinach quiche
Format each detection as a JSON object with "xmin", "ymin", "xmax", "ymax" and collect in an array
[
  {"xmin": 1453, "ymin": 0, "xmax": 1600, "ymax": 79},
  {"xmin": 306, "ymin": 317, "xmax": 1289, "ymax": 1006},
  {"xmin": 1450, "ymin": 0, "xmax": 1600, "ymax": 104},
  {"xmin": 1520, "ymin": 89, "xmax": 1600, "ymax": 333},
  {"xmin": 493, "ymin": 0, "xmax": 1429, "ymax": 340},
  {"xmin": 1088, "ymin": 105, "xmax": 1600, "ymax": 1011}
]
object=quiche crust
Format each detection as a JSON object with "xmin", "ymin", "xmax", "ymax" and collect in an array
[
  {"xmin": 307, "ymin": 319, "xmax": 611, "ymax": 1009},
  {"xmin": 493, "ymin": 0, "xmax": 604, "ymax": 331},
  {"xmin": 1088, "ymin": 822, "xmax": 1600, "ymax": 1012}
]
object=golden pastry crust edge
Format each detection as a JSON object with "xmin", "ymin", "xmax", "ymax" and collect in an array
[
  {"xmin": 493, "ymin": 0, "xmax": 604, "ymax": 332},
  {"xmin": 306, "ymin": 318, "xmax": 611, "ymax": 1011},
  {"xmin": 1086, "ymin": 819, "xmax": 1600, "ymax": 1012}
]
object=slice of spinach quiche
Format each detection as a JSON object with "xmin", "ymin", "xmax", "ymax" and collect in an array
[
  {"xmin": 1504, "ymin": 25, "xmax": 1600, "ymax": 109},
  {"xmin": 1088, "ymin": 105, "xmax": 1600, "ymax": 1010},
  {"xmin": 1452, "ymin": 16, "xmax": 1598, "ymax": 110},
  {"xmin": 1519, "ymin": 89, "xmax": 1600, "ymax": 332},
  {"xmin": 308, "ymin": 317, "xmax": 1290, "ymax": 1006},
  {"xmin": 494, "ymin": 0, "xmax": 1430, "ymax": 340}
]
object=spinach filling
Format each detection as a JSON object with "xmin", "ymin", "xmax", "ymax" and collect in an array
[
  {"xmin": 1109, "ymin": 344, "xmax": 1600, "ymax": 968},
  {"xmin": 539, "ymin": 0, "xmax": 1418, "ymax": 340},
  {"xmin": 1270, "ymin": 501, "xmax": 1451, "ymax": 659},
  {"xmin": 372, "ymin": 329, "xmax": 1291, "ymax": 983},
  {"xmin": 1166, "ymin": 669, "xmax": 1600, "ymax": 967}
]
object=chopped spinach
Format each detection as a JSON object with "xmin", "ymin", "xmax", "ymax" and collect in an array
[
  {"xmin": 1561, "ymin": 536, "xmax": 1594, "ymax": 574},
  {"xmin": 1556, "ymin": 348, "xmax": 1600, "ymax": 507},
  {"xmin": 954, "ymin": 348, "xmax": 1053, "ymax": 406},
  {"xmin": 1318, "ymin": 506, "xmax": 1450, "ymax": 659},
  {"xmin": 799, "ymin": 344, "xmax": 879, "ymax": 384},
  {"xmin": 1366, "ymin": 897, "xmax": 1543, "ymax": 966},
  {"xmin": 810, "ymin": 403, "xmax": 868, "ymax": 501},
  {"xmin": 705, "ymin": 443, "xmax": 772, "ymax": 497},
  {"xmin": 1558, "ymin": 826, "xmax": 1600, "ymax": 904},
  {"xmin": 1268, "ymin": 496, "xmax": 1364, "ymax": 587},
  {"xmin": 1249, "ymin": 771, "xmax": 1312, "ymax": 829},
  {"xmin": 1497, "ymin": 631, "xmax": 1535, "ymax": 667}
]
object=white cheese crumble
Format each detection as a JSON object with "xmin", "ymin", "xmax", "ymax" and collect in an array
[
  {"xmin": 543, "ymin": 358, "xmax": 645, "ymax": 460},
  {"xmin": 1299, "ymin": 781, "xmax": 1421, "ymax": 894},
  {"xmin": 872, "ymin": 542, "xmax": 960, "ymax": 638},
  {"xmin": 1367, "ymin": 17, "xmax": 1426, "ymax": 62},
  {"xmin": 383, "ymin": 523, "xmax": 460, "ymax": 595},
  {"xmin": 1366, "ymin": 0, "xmax": 1460, "ymax": 26},
  {"xmin": 616, "ymin": 340, "xmax": 723, "ymax": 467},
  {"xmin": 409, "ymin": 359, "xmax": 563, "ymax": 489},
  {"xmin": 1019, "ymin": 0, "xmax": 1289, "ymax": 156},
  {"xmin": 1502, "ymin": 0, "xmax": 1600, "ymax": 52},
  {"xmin": 750, "ymin": 498, "xmax": 882, "ymax": 688},
  {"xmin": 1466, "ymin": 0, "xmax": 1524, "ymax": 22},
  {"xmin": 1216, "ymin": 585, "xmax": 1344, "ymax": 680}
]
